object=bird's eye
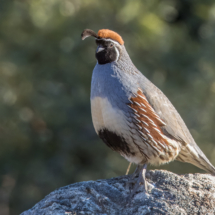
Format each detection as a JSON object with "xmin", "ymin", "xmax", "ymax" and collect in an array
[{"xmin": 110, "ymin": 43, "xmax": 114, "ymax": 48}]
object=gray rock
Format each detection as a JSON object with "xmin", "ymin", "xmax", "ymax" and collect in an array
[{"xmin": 21, "ymin": 170, "xmax": 215, "ymax": 215}]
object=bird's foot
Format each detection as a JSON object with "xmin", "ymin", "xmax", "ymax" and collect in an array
[
  {"xmin": 125, "ymin": 164, "xmax": 142, "ymax": 190},
  {"xmin": 126, "ymin": 164, "xmax": 148, "ymax": 202}
]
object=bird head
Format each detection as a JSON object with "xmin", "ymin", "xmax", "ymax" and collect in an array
[{"xmin": 81, "ymin": 29, "xmax": 124, "ymax": 65}]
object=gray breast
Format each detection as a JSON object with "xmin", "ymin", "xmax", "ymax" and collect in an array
[{"xmin": 90, "ymin": 62, "xmax": 147, "ymax": 164}]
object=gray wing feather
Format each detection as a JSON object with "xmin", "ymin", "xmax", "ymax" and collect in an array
[
  {"xmin": 139, "ymin": 77, "xmax": 195, "ymax": 146},
  {"xmin": 138, "ymin": 76, "xmax": 215, "ymax": 174}
]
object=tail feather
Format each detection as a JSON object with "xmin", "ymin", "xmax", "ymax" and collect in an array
[
  {"xmin": 177, "ymin": 143, "xmax": 215, "ymax": 175},
  {"xmin": 197, "ymin": 154, "xmax": 215, "ymax": 175}
]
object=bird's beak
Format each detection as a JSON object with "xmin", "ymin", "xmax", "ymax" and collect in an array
[{"xmin": 96, "ymin": 46, "xmax": 105, "ymax": 53}]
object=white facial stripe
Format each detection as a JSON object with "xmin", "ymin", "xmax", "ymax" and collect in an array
[
  {"xmin": 114, "ymin": 46, "xmax": 119, "ymax": 62},
  {"xmin": 95, "ymin": 38, "xmax": 120, "ymax": 46}
]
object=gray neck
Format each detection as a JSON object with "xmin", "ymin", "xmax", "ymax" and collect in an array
[
  {"xmin": 91, "ymin": 45, "xmax": 146, "ymax": 108},
  {"xmin": 115, "ymin": 45, "xmax": 138, "ymax": 75}
]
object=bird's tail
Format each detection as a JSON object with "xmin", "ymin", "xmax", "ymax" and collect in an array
[{"xmin": 177, "ymin": 144, "xmax": 215, "ymax": 175}]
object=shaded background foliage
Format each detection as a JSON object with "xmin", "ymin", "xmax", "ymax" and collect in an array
[{"xmin": 0, "ymin": 0, "xmax": 215, "ymax": 214}]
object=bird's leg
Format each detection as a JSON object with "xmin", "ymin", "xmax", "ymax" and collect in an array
[
  {"xmin": 138, "ymin": 163, "xmax": 147, "ymax": 192},
  {"xmin": 125, "ymin": 162, "xmax": 132, "ymax": 175},
  {"xmin": 128, "ymin": 163, "xmax": 148, "ymax": 199},
  {"xmin": 126, "ymin": 164, "xmax": 141, "ymax": 190},
  {"xmin": 126, "ymin": 163, "xmax": 148, "ymax": 194},
  {"xmin": 130, "ymin": 164, "xmax": 142, "ymax": 179}
]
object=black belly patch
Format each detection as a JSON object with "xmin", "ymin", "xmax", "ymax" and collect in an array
[{"xmin": 98, "ymin": 128, "xmax": 132, "ymax": 156}]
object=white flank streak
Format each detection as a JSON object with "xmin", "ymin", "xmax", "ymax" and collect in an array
[
  {"xmin": 127, "ymin": 105, "xmax": 137, "ymax": 112},
  {"xmin": 141, "ymin": 121, "xmax": 149, "ymax": 126},
  {"xmin": 144, "ymin": 127, "xmax": 150, "ymax": 133},
  {"xmin": 141, "ymin": 136, "xmax": 146, "ymax": 141},
  {"xmin": 148, "ymin": 106, "xmax": 153, "ymax": 110},
  {"xmin": 134, "ymin": 117, "xmax": 141, "ymax": 123},
  {"xmin": 137, "ymin": 124, "xmax": 142, "ymax": 129},
  {"xmin": 152, "ymin": 139, "xmax": 158, "ymax": 146},
  {"xmin": 139, "ymin": 95, "xmax": 147, "ymax": 101},
  {"xmin": 138, "ymin": 88, "xmax": 143, "ymax": 93},
  {"xmin": 134, "ymin": 113, "xmax": 140, "ymax": 117},
  {"xmin": 148, "ymin": 134, "xmax": 153, "ymax": 139},
  {"xmin": 142, "ymin": 114, "xmax": 156, "ymax": 125},
  {"xmin": 147, "ymin": 117, "xmax": 155, "ymax": 124},
  {"xmin": 140, "ymin": 108, "xmax": 146, "ymax": 112},
  {"xmin": 134, "ymin": 101, "xmax": 141, "ymax": 106},
  {"xmin": 128, "ymin": 98, "xmax": 133, "ymax": 104},
  {"xmin": 138, "ymin": 130, "xmax": 145, "ymax": 136},
  {"xmin": 154, "ymin": 113, "xmax": 159, "ymax": 118},
  {"xmin": 156, "ymin": 117, "xmax": 166, "ymax": 125},
  {"xmin": 150, "ymin": 120, "xmax": 157, "ymax": 127},
  {"xmin": 150, "ymin": 144, "xmax": 160, "ymax": 153},
  {"xmin": 140, "ymin": 103, "xmax": 146, "ymax": 107},
  {"xmin": 138, "ymin": 130, "xmax": 147, "ymax": 138},
  {"xmin": 153, "ymin": 127, "xmax": 161, "ymax": 133},
  {"xmin": 158, "ymin": 141, "xmax": 166, "ymax": 149},
  {"xmin": 131, "ymin": 107, "xmax": 137, "ymax": 112},
  {"xmin": 142, "ymin": 114, "xmax": 148, "ymax": 119}
]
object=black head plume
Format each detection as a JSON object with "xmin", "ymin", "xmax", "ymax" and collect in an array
[{"xmin": 81, "ymin": 29, "xmax": 98, "ymax": 40}]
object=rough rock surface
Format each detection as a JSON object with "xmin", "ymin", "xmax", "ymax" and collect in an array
[{"xmin": 21, "ymin": 170, "xmax": 215, "ymax": 215}]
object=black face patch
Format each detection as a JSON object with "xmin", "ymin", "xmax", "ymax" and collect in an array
[
  {"xmin": 98, "ymin": 128, "xmax": 132, "ymax": 155},
  {"xmin": 95, "ymin": 40, "xmax": 118, "ymax": 64}
]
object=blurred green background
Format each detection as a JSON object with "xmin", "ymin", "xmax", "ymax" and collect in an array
[{"xmin": 0, "ymin": 0, "xmax": 215, "ymax": 214}]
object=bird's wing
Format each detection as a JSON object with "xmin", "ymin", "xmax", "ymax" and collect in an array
[
  {"xmin": 135, "ymin": 86, "xmax": 215, "ymax": 172},
  {"xmin": 125, "ymin": 74, "xmax": 215, "ymax": 173},
  {"xmin": 126, "ymin": 88, "xmax": 181, "ymax": 163},
  {"xmin": 137, "ymin": 82, "xmax": 195, "ymax": 147}
]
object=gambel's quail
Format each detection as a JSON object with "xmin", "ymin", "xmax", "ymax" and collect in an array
[{"xmin": 81, "ymin": 29, "xmax": 215, "ymax": 194}]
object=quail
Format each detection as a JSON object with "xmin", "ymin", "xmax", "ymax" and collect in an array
[{"xmin": 81, "ymin": 29, "xmax": 215, "ymax": 194}]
